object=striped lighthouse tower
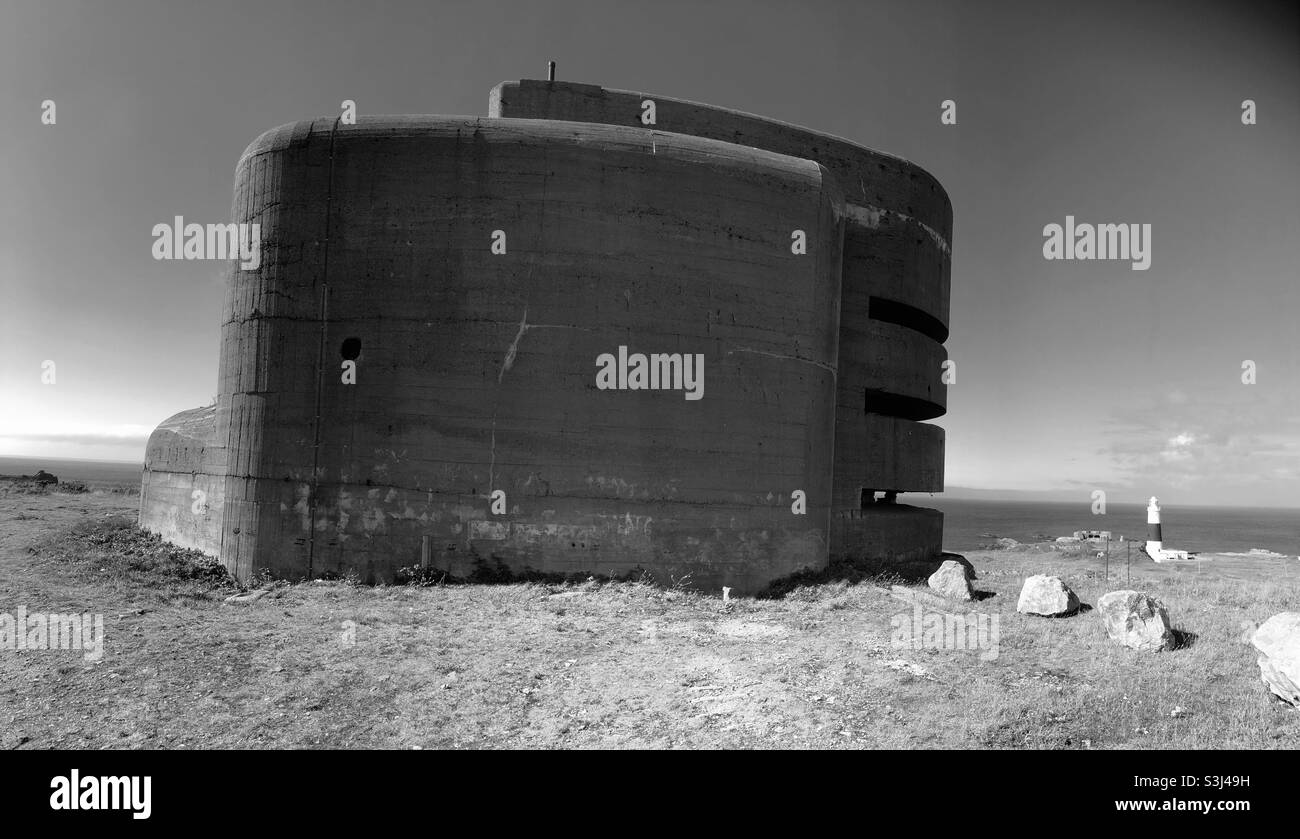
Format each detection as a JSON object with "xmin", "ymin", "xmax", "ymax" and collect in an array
[{"xmin": 1146, "ymin": 496, "xmax": 1163, "ymax": 558}]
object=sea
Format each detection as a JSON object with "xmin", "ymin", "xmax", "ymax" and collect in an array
[
  {"xmin": 927, "ymin": 497, "xmax": 1297, "ymax": 558},
  {"xmin": 3, "ymin": 456, "xmax": 1295, "ymax": 557},
  {"xmin": 0, "ymin": 456, "xmax": 142, "ymax": 491}
]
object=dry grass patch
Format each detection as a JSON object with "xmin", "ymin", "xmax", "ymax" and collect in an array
[{"xmin": 1, "ymin": 501, "xmax": 1297, "ymax": 749}]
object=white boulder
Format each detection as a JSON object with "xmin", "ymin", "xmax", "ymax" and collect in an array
[
  {"xmin": 1251, "ymin": 612, "xmax": 1300, "ymax": 707},
  {"xmin": 928, "ymin": 560, "xmax": 974, "ymax": 601},
  {"xmin": 1016, "ymin": 575, "xmax": 1080, "ymax": 617},
  {"xmin": 1098, "ymin": 590, "xmax": 1174, "ymax": 651}
]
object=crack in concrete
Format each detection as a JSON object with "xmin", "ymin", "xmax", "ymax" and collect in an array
[
  {"xmin": 498, "ymin": 309, "xmax": 595, "ymax": 384},
  {"xmin": 727, "ymin": 347, "xmax": 837, "ymax": 375},
  {"xmin": 499, "ymin": 307, "xmax": 529, "ymax": 383},
  {"xmin": 487, "ymin": 414, "xmax": 498, "ymax": 498},
  {"xmin": 491, "ymin": 292, "xmax": 587, "ymax": 494}
]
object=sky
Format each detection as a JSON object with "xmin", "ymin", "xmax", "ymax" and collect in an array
[{"xmin": 0, "ymin": 0, "xmax": 1296, "ymax": 507}]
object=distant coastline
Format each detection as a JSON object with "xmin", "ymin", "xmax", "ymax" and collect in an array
[
  {"xmin": 0, "ymin": 455, "xmax": 142, "ymax": 489},
  {"xmin": 927, "ymin": 497, "xmax": 1297, "ymax": 557},
  {"xmin": 2, "ymin": 456, "xmax": 1294, "ymax": 558},
  {"xmin": 0, "ymin": 454, "xmax": 141, "ymax": 466}
]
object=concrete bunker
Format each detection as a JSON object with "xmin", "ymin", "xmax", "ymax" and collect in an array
[{"xmin": 140, "ymin": 80, "xmax": 952, "ymax": 594}]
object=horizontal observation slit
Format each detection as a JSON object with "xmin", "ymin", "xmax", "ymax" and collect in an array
[
  {"xmin": 866, "ymin": 297, "xmax": 948, "ymax": 343},
  {"xmin": 864, "ymin": 390, "xmax": 944, "ymax": 422}
]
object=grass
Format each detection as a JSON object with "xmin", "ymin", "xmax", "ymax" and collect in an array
[
  {"xmin": 38, "ymin": 516, "xmax": 236, "ymax": 602},
  {"xmin": 1, "ymin": 490, "xmax": 1297, "ymax": 749}
]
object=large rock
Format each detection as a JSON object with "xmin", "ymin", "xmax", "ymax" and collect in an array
[
  {"xmin": 1097, "ymin": 590, "xmax": 1174, "ymax": 651},
  {"xmin": 928, "ymin": 560, "xmax": 974, "ymax": 601},
  {"xmin": 1251, "ymin": 612, "xmax": 1300, "ymax": 707},
  {"xmin": 1017, "ymin": 575, "xmax": 1079, "ymax": 616}
]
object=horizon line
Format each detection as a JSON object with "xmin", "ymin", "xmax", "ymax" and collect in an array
[{"xmin": 1, "ymin": 455, "xmax": 1296, "ymax": 509}]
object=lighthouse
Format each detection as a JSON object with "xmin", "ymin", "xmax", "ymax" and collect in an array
[
  {"xmin": 1145, "ymin": 496, "xmax": 1191, "ymax": 562},
  {"xmin": 1146, "ymin": 496, "xmax": 1163, "ymax": 556}
]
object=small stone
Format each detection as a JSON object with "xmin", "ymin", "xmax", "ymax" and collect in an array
[
  {"xmin": 928, "ymin": 560, "xmax": 974, "ymax": 601},
  {"xmin": 1016, "ymin": 575, "xmax": 1080, "ymax": 616},
  {"xmin": 1097, "ymin": 590, "xmax": 1174, "ymax": 652},
  {"xmin": 223, "ymin": 589, "xmax": 271, "ymax": 604}
]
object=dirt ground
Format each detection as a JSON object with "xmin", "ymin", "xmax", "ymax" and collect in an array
[{"xmin": 2, "ymin": 486, "xmax": 1297, "ymax": 749}]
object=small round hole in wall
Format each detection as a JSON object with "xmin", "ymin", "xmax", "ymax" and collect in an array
[{"xmin": 341, "ymin": 337, "xmax": 362, "ymax": 360}]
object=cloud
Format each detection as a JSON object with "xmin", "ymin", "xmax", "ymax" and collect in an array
[
  {"xmin": 0, "ymin": 424, "xmax": 153, "ymax": 446},
  {"xmin": 1098, "ymin": 390, "xmax": 1300, "ymax": 501}
]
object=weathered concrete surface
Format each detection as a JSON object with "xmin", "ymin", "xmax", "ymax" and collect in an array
[
  {"xmin": 155, "ymin": 116, "xmax": 846, "ymax": 594},
  {"xmin": 830, "ymin": 504, "xmax": 943, "ymax": 566},
  {"xmin": 831, "ymin": 415, "xmax": 943, "ymax": 508},
  {"xmin": 142, "ymin": 83, "xmax": 956, "ymax": 591},
  {"xmin": 842, "ymin": 212, "xmax": 948, "ymax": 342},
  {"xmin": 138, "ymin": 405, "xmax": 224, "ymax": 556},
  {"xmin": 489, "ymin": 81, "xmax": 951, "ymax": 248},
  {"xmin": 840, "ymin": 320, "xmax": 946, "ymax": 420},
  {"xmin": 490, "ymin": 79, "xmax": 952, "ymax": 566}
]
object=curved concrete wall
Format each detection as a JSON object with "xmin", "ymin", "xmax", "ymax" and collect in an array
[
  {"xmin": 832, "ymin": 415, "xmax": 944, "ymax": 507},
  {"xmin": 146, "ymin": 115, "xmax": 845, "ymax": 593},
  {"xmin": 139, "ymin": 405, "xmax": 224, "ymax": 555},
  {"xmin": 489, "ymin": 80, "xmax": 952, "ymax": 565},
  {"xmin": 841, "ymin": 320, "xmax": 947, "ymax": 420},
  {"xmin": 488, "ymin": 81, "xmax": 950, "ymax": 245},
  {"xmin": 843, "ymin": 214, "xmax": 948, "ymax": 342},
  {"xmin": 831, "ymin": 504, "xmax": 944, "ymax": 569}
]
